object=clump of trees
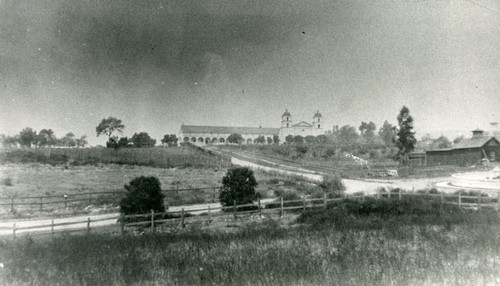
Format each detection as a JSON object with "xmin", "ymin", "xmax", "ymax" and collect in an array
[
  {"xmin": 161, "ymin": 134, "xmax": 178, "ymax": 147},
  {"xmin": 227, "ymin": 133, "xmax": 243, "ymax": 144},
  {"xmin": 131, "ymin": 132, "xmax": 156, "ymax": 148},
  {"xmin": 1, "ymin": 127, "xmax": 88, "ymax": 148}
]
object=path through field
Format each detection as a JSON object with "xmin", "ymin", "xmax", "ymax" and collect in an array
[{"xmin": 230, "ymin": 157, "xmax": 448, "ymax": 194}]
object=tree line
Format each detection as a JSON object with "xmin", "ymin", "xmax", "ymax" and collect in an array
[
  {"xmin": 96, "ymin": 117, "xmax": 177, "ymax": 149},
  {"xmin": 0, "ymin": 128, "xmax": 88, "ymax": 148}
]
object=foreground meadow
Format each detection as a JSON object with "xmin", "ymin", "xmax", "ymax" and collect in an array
[{"xmin": 2, "ymin": 199, "xmax": 500, "ymax": 286}]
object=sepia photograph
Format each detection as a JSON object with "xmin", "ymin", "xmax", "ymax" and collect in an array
[{"xmin": 1, "ymin": 0, "xmax": 500, "ymax": 285}]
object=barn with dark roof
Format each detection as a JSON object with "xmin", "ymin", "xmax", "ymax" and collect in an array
[{"xmin": 426, "ymin": 129, "xmax": 500, "ymax": 166}]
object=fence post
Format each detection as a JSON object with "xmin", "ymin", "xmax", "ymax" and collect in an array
[
  {"xmin": 258, "ymin": 198, "xmax": 262, "ymax": 217},
  {"xmin": 51, "ymin": 219, "xmax": 54, "ymax": 239},
  {"xmin": 398, "ymin": 189, "xmax": 402, "ymax": 200},
  {"xmin": 281, "ymin": 196, "xmax": 284, "ymax": 217},
  {"xmin": 458, "ymin": 193, "xmax": 462, "ymax": 208},
  {"xmin": 497, "ymin": 193, "xmax": 500, "ymax": 211},
  {"xmin": 233, "ymin": 200, "xmax": 237, "ymax": 221},
  {"xmin": 207, "ymin": 205, "xmax": 211, "ymax": 224},
  {"xmin": 213, "ymin": 187, "xmax": 216, "ymax": 203},
  {"xmin": 302, "ymin": 196, "xmax": 306, "ymax": 212},
  {"xmin": 64, "ymin": 195, "xmax": 68, "ymax": 208},
  {"xmin": 324, "ymin": 193, "xmax": 327, "ymax": 209},
  {"xmin": 87, "ymin": 217, "xmax": 91, "ymax": 235},
  {"xmin": 388, "ymin": 189, "xmax": 391, "ymax": 199},
  {"xmin": 13, "ymin": 223, "xmax": 16, "ymax": 241},
  {"xmin": 10, "ymin": 198, "xmax": 14, "ymax": 213},
  {"xmin": 180, "ymin": 208, "xmax": 185, "ymax": 228},
  {"xmin": 440, "ymin": 193, "xmax": 444, "ymax": 205},
  {"xmin": 151, "ymin": 210, "xmax": 155, "ymax": 232},
  {"xmin": 88, "ymin": 193, "xmax": 92, "ymax": 205},
  {"xmin": 376, "ymin": 191, "xmax": 380, "ymax": 199},
  {"xmin": 120, "ymin": 214, "xmax": 125, "ymax": 235},
  {"xmin": 40, "ymin": 197, "xmax": 43, "ymax": 211}
]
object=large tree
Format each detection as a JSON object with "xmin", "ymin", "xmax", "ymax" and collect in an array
[
  {"xmin": 19, "ymin": 127, "xmax": 37, "ymax": 148},
  {"xmin": 131, "ymin": 132, "xmax": 156, "ymax": 148},
  {"xmin": 359, "ymin": 121, "xmax": 377, "ymax": 142},
  {"xmin": 293, "ymin": 135, "xmax": 304, "ymax": 144},
  {"xmin": 37, "ymin": 129, "xmax": 57, "ymax": 147},
  {"xmin": 96, "ymin": 117, "xmax": 125, "ymax": 140},
  {"xmin": 75, "ymin": 135, "xmax": 88, "ymax": 148},
  {"xmin": 219, "ymin": 167, "xmax": 258, "ymax": 207},
  {"xmin": 378, "ymin": 121, "xmax": 396, "ymax": 147},
  {"xmin": 337, "ymin": 125, "xmax": 359, "ymax": 145},
  {"xmin": 305, "ymin": 135, "xmax": 317, "ymax": 144},
  {"xmin": 255, "ymin": 135, "xmax": 266, "ymax": 144},
  {"xmin": 61, "ymin": 132, "xmax": 76, "ymax": 147},
  {"xmin": 273, "ymin": 135, "xmax": 280, "ymax": 144},
  {"xmin": 395, "ymin": 106, "xmax": 417, "ymax": 163},
  {"xmin": 161, "ymin": 134, "xmax": 178, "ymax": 147},
  {"xmin": 227, "ymin": 133, "xmax": 243, "ymax": 144}
]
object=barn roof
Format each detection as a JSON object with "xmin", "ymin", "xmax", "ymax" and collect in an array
[
  {"xmin": 426, "ymin": 136, "xmax": 500, "ymax": 153},
  {"xmin": 180, "ymin": 125, "xmax": 279, "ymax": 135},
  {"xmin": 452, "ymin": 136, "xmax": 499, "ymax": 150}
]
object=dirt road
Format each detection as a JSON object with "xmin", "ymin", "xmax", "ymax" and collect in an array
[{"xmin": 231, "ymin": 157, "xmax": 448, "ymax": 194}]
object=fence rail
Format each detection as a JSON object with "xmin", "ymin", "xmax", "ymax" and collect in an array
[
  {"xmin": 4, "ymin": 190, "xmax": 500, "ymax": 240},
  {"xmin": 0, "ymin": 186, "xmax": 223, "ymax": 213}
]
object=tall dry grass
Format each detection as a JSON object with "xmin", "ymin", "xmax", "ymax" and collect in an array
[{"xmin": 2, "ymin": 198, "xmax": 500, "ymax": 285}]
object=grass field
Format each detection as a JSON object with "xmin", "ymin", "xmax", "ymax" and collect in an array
[
  {"xmin": 0, "ymin": 163, "xmax": 324, "ymax": 217},
  {"xmin": 2, "ymin": 198, "xmax": 500, "ymax": 285}
]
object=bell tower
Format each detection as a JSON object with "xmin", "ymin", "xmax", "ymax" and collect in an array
[
  {"xmin": 313, "ymin": 110, "xmax": 322, "ymax": 129},
  {"xmin": 281, "ymin": 109, "xmax": 292, "ymax": 128}
]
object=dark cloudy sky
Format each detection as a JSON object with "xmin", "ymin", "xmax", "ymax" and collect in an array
[{"xmin": 1, "ymin": 0, "xmax": 500, "ymax": 145}]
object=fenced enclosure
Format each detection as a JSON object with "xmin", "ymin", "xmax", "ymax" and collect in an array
[
  {"xmin": 5, "ymin": 190, "xmax": 500, "ymax": 240},
  {"xmin": 0, "ymin": 145, "xmax": 231, "ymax": 169},
  {"xmin": 0, "ymin": 186, "xmax": 223, "ymax": 215}
]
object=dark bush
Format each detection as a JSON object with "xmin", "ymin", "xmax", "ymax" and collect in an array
[
  {"xmin": 296, "ymin": 145, "xmax": 309, "ymax": 155},
  {"xmin": 120, "ymin": 176, "xmax": 165, "ymax": 215},
  {"xmin": 219, "ymin": 167, "xmax": 258, "ymax": 207},
  {"xmin": 318, "ymin": 175, "xmax": 345, "ymax": 194}
]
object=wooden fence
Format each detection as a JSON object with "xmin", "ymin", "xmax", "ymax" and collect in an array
[
  {"xmin": 4, "ymin": 190, "xmax": 500, "ymax": 240},
  {"xmin": 0, "ymin": 186, "xmax": 223, "ymax": 213}
]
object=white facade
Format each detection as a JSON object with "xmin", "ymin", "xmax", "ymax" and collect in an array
[{"xmin": 278, "ymin": 110, "xmax": 325, "ymax": 142}]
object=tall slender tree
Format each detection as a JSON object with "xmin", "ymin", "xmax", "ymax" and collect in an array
[{"xmin": 395, "ymin": 106, "xmax": 417, "ymax": 164}]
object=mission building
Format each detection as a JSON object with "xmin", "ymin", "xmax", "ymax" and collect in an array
[{"xmin": 179, "ymin": 110, "xmax": 326, "ymax": 145}]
